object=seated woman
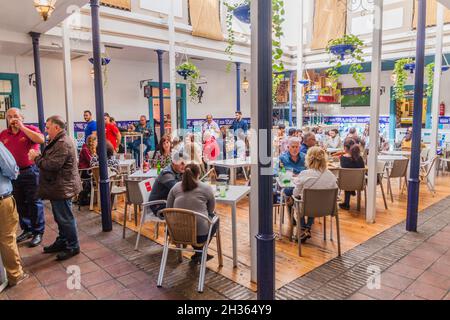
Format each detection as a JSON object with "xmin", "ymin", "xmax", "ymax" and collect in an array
[
  {"xmin": 79, "ymin": 135, "xmax": 97, "ymax": 171},
  {"xmin": 152, "ymin": 134, "xmax": 172, "ymax": 169},
  {"xmin": 293, "ymin": 147, "xmax": 337, "ymax": 243},
  {"xmin": 326, "ymin": 129, "xmax": 342, "ymax": 149},
  {"xmin": 90, "ymin": 140, "xmax": 120, "ymax": 173},
  {"xmin": 166, "ymin": 163, "xmax": 218, "ymax": 262},
  {"xmin": 339, "ymin": 138, "xmax": 365, "ymax": 210}
]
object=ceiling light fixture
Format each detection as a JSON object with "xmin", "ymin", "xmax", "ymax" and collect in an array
[{"xmin": 34, "ymin": 0, "xmax": 57, "ymax": 21}]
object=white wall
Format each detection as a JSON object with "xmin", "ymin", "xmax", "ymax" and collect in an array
[{"xmin": 0, "ymin": 54, "xmax": 251, "ymax": 125}]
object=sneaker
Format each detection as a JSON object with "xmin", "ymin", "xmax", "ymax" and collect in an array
[
  {"xmin": 339, "ymin": 203, "xmax": 350, "ymax": 210},
  {"xmin": 8, "ymin": 273, "xmax": 30, "ymax": 288}
]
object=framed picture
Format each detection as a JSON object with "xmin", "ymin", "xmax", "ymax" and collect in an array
[{"xmin": 0, "ymin": 111, "xmax": 5, "ymax": 119}]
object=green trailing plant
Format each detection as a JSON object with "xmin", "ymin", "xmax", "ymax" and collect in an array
[
  {"xmin": 176, "ymin": 60, "xmax": 200, "ymax": 102},
  {"xmin": 425, "ymin": 62, "xmax": 434, "ymax": 98},
  {"xmin": 224, "ymin": 0, "xmax": 285, "ymax": 102},
  {"xmin": 325, "ymin": 34, "xmax": 365, "ymax": 95},
  {"xmin": 392, "ymin": 58, "xmax": 414, "ymax": 101}
]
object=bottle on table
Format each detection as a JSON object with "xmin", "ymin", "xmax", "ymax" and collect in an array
[{"xmin": 156, "ymin": 159, "xmax": 161, "ymax": 175}]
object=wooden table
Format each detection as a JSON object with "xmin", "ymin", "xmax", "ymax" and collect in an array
[
  {"xmin": 215, "ymin": 185, "xmax": 251, "ymax": 268},
  {"xmin": 327, "ymin": 147, "xmax": 343, "ymax": 154},
  {"xmin": 210, "ymin": 157, "xmax": 251, "ymax": 185},
  {"xmin": 0, "ymin": 254, "xmax": 7, "ymax": 293},
  {"xmin": 129, "ymin": 169, "xmax": 159, "ymax": 179}
]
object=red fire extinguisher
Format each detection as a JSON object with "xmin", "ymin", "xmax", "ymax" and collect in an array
[{"xmin": 440, "ymin": 102, "xmax": 445, "ymax": 116}]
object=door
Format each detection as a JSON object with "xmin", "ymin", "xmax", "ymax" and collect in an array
[{"xmin": 0, "ymin": 95, "xmax": 12, "ymax": 131}]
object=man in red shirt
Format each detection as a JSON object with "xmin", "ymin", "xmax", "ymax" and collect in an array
[
  {"xmin": 104, "ymin": 113, "xmax": 121, "ymax": 152},
  {"xmin": 0, "ymin": 108, "xmax": 45, "ymax": 247}
]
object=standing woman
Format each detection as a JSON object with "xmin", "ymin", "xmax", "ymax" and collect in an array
[
  {"xmin": 339, "ymin": 138, "xmax": 365, "ymax": 210},
  {"xmin": 166, "ymin": 163, "xmax": 218, "ymax": 262},
  {"xmin": 153, "ymin": 134, "xmax": 172, "ymax": 169}
]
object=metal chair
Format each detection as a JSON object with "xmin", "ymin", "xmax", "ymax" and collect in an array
[
  {"xmin": 376, "ymin": 161, "xmax": 388, "ymax": 210},
  {"xmin": 133, "ymin": 178, "xmax": 168, "ymax": 250},
  {"xmin": 385, "ymin": 159, "xmax": 409, "ymax": 203},
  {"xmin": 91, "ymin": 166, "xmax": 125, "ymax": 211},
  {"xmin": 123, "ymin": 177, "xmax": 147, "ymax": 238},
  {"xmin": 78, "ymin": 168, "xmax": 93, "ymax": 210},
  {"xmin": 420, "ymin": 156, "xmax": 439, "ymax": 194},
  {"xmin": 293, "ymin": 188, "xmax": 341, "ymax": 257},
  {"xmin": 337, "ymin": 168, "xmax": 367, "ymax": 215},
  {"xmin": 157, "ymin": 208, "xmax": 223, "ymax": 293}
]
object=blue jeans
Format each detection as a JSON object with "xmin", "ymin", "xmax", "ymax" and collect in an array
[
  {"xmin": 132, "ymin": 140, "xmax": 152, "ymax": 166},
  {"xmin": 12, "ymin": 165, "xmax": 45, "ymax": 235},
  {"xmin": 283, "ymin": 188, "xmax": 315, "ymax": 229},
  {"xmin": 50, "ymin": 200, "xmax": 79, "ymax": 250}
]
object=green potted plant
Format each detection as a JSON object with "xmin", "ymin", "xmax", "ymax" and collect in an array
[
  {"xmin": 326, "ymin": 34, "xmax": 365, "ymax": 94},
  {"xmin": 392, "ymin": 58, "xmax": 414, "ymax": 101},
  {"xmin": 176, "ymin": 60, "xmax": 200, "ymax": 102}
]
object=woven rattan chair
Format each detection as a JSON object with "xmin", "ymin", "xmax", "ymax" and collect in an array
[
  {"xmin": 385, "ymin": 159, "xmax": 409, "ymax": 203},
  {"xmin": 157, "ymin": 208, "xmax": 223, "ymax": 293},
  {"xmin": 293, "ymin": 188, "xmax": 340, "ymax": 257},
  {"xmin": 337, "ymin": 168, "xmax": 367, "ymax": 215}
]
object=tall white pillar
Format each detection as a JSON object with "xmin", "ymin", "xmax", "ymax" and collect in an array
[
  {"xmin": 169, "ymin": 0, "xmax": 178, "ymax": 132},
  {"xmin": 62, "ymin": 19, "xmax": 75, "ymax": 139},
  {"xmin": 366, "ymin": 0, "xmax": 384, "ymax": 223},
  {"xmin": 429, "ymin": 3, "xmax": 445, "ymax": 187},
  {"xmin": 296, "ymin": 0, "xmax": 304, "ymax": 128}
]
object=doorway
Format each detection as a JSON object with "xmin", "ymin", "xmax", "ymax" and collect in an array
[
  {"xmin": 148, "ymin": 82, "xmax": 187, "ymax": 145},
  {"xmin": 0, "ymin": 74, "xmax": 21, "ymax": 131}
]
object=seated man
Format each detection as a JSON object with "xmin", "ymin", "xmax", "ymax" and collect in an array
[
  {"xmin": 300, "ymin": 132, "xmax": 317, "ymax": 155},
  {"xmin": 148, "ymin": 150, "xmax": 188, "ymax": 214},
  {"xmin": 279, "ymin": 137, "xmax": 306, "ymax": 207}
]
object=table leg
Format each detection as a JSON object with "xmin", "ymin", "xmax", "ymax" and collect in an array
[
  {"xmin": 231, "ymin": 203, "xmax": 238, "ymax": 268},
  {"xmin": 230, "ymin": 168, "xmax": 236, "ymax": 185},
  {"xmin": 279, "ymin": 188, "xmax": 284, "ymax": 239}
]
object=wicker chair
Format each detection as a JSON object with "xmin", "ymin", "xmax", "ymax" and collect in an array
[
  {"xmin": 157, "ymin": 208, "xmax": 223, "ymax": 293},
  {"xmin": 385, "ymin": 159, "xmax": 409, "ymax": 203},
  {"xmin": 337, "ymin": 168, "xmax": 367, "ymax": 215},
  {"xmin": 293, "ymin": 188, "xmax": 340, "ymax": 257}
]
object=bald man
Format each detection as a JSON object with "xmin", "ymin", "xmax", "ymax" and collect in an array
[{"xmin": 0, "ymin": 108, "xmax": 45, "ymax": 247}]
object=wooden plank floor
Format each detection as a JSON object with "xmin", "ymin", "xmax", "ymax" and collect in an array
[{"xmin": 97, "ymin": 174, "xmax": 450, "ymax": 292}]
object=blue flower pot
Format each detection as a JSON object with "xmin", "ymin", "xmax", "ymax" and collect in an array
[
  {"xmin": 233, "ymin": 4, "xmax": 251, "ymax": 24},
  {"xmin": 177, "ymin": 69, "xmax": 194, "ymax": 80},
  {"xmin": 88, "ymin": 57, "xmax": 111, "ymax": 66},
  {"xmin": 404, "ymin": 63, "xmax": 416, "ymax": 74},
  {"xmin": 432, "ymin": 65, "xmax": 450, "ymax": 72},
  {"xmin": 299, "ymin": 80, "xmax": 310, "ymax": 86},
  {"xmin": 329, "ymin": 44, "xmax": 356, "ymax": 60}
]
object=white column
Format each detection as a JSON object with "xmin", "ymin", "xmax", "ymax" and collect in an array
[
  {"xmin": 429, "ymin": 3, "xmax": 445, "ymax": 187},
  {"xmin": 169, "ymin": 0, "xmax": 178, "ymax": 133},
  {"xmin": 62, "ymin": 19, "xmax": 74, "ymax": 139},
  {"xmin": 295, "ymin": 0, "xmax": 304, "ymax": 128},
  {"xmin": 366, "ymin": 0, "xmax": 384, "ymax": 224},
  {"xmin": 249, "ymin": 0, "xmax": 259, "ymax": 284}
]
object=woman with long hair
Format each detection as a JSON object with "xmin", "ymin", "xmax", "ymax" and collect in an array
[
  {"xmin": 90, "ymin": 140, "xmax": 120, "ymax": 173},
  {"xmin": 79, "ymin": 135, "xmax": 97, "ymax": 170},
  {"xmin": 339, "ymin": 138, "xmax": 365, "ymax": 210},
  {"xmin": 166, "ymin": 163, "xmax": 218, "ymax": 262},
  {"xmin": 153, "ymin": 134, "xmax": 172, "ymax": 168},
  {"xmin": 293, "ymin": 147, "xmax": 337, "ymax": 242}
]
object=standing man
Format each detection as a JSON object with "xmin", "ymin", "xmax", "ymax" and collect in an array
[
  {"xmin": 131, "ymin": 115, "xmax": 154, "ymax": 164},
  {"xmin": 230, "ymin": 111, "xmax": 249, "ymax": 137},
  {"xmin": 202, "ymin": 114, "xmax": 220, "ymax": 139},
  {"xmin": 0, "ymin": 142, "xmax": 28, "ymax": 287},
  {"xmin": 104, "ymin": 113, "xmax": 121, "ymax": 153},
  {"xmin": 0, "ymin": 108, "xmax": 45, "ymax": 247},
  {"xmin": 83, "ymin": 110, "xmax": 97, "ymax": 142},
  {"xmin": 28, "ymin": 116, "xmax": 82, "ymax": 261}
]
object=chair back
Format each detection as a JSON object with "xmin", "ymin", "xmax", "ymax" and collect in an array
[
  {"xmin": 421, "ymin": 147, "xmax": 430, "ymax": 162},
  {"xmin": 337, "ymin": 168, "xmax": 366, "ymax": 191},
  {"xmin": 423, "ymin": 156, "xmax": 439, "ymax": 177},
  {"xmin": 91, "ymin": 167, "xmax": 100, "ymax": 186},
  {"xmin": 160, "ymin": 208, "xmax": 210, "ymax": 247},
  {"xmin": 300, "ymin": 188, "xmax": 338, "ymax": 218},
  {"xmin": 389, "ymin": 159, "xmax": 409, "ymax": 178}
]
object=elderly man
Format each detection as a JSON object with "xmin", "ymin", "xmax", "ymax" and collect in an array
[
  {"xmin": 148, "ymin": 150, "xmax": 188, "ymax": 214},
  {"xmin": 0, "ymin": 142, "xmax": 28, "ymax": 287},
  {"xmin": 202, "ymin": 114, "xmax": 220, "ymax": 139},
  {"xmin": 300, "ymin": 132, "xmax": 317, "ymax": 154},
  {"xmin": 29, "ymin": 116, "xmax": 82, "ymax": 261},
  {"xmin": 0, "ymin": 108, "xmax": 45, "ymax": 247}
]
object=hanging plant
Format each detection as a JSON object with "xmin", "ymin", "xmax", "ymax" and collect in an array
[
  {"xmin": 224, "ymin": 0, "xmax": 285, "ymax": 103},
  {"xmin": 392, "ymin": 58, "xmax": 414, "ymax": 101},
  {"xmin": 425, "ymin": 63, "xmax": 434, "ymax": 98},
  {"xmin": 176, "ymin": 60, "xmax": 200, "ymax": 102},
  {"xmin": 326, "ymin": 34, "xmax": 365, "ymax": 95}
]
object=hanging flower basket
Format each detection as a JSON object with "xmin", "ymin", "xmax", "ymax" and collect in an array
[
  {"xmin": 329, "ymin": 44, "xmax": 356, "ymax": 61},
  {"xmin": 403, "ymin": 63, "xmax": 416, "ymax": 74},
  {"xmin": 233, "ymin": 4, "xmax": 250, "ymax": 24},
  {"xmin": 88, "ymin": 57, "xmax": 111, "ymax": 66},
  {"xmin": 176, "ymin": 69, "xmax": 194, "ymax": 80}
]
